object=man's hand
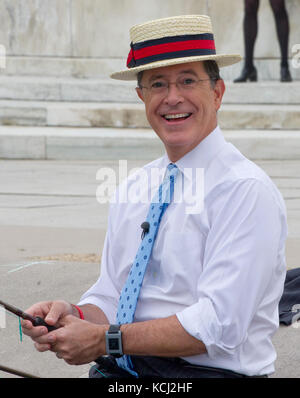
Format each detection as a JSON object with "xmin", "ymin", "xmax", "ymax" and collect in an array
[
  {"xmin": 21, "ymin": 300, "xmax": 74, "ymax": 342},
  {"xmin": 21, "ymin": 300, "xmax": 110, "ymax": 365},
  {"xmin": 33, "ymin": 315, "xmax": 108, "ymax": 365}
]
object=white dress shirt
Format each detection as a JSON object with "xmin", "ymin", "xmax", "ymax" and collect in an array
[{"xmin": 78, "ymin": 126, "xmax": 288, "ymax": 376}]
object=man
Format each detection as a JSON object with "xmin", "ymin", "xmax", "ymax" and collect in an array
[{"xmin": 22, "ymin": 15, "xmax": 287, "ymax": 378}]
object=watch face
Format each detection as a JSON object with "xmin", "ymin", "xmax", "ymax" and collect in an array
[{"xmin": 109, "ymin": 338, "xmax": 119, "ymax": 350}]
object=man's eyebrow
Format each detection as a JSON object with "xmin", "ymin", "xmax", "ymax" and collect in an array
[
  {"xmin": 148, "ymin": 69, "xmax": 199, "ymax": 82},
  {"xmin": 148, "ymin": 74, "xmax": 165, "ymax": 83},
  {"xmin": 179, "ymin": 69, "xmax": 199, "ymax": 76}
]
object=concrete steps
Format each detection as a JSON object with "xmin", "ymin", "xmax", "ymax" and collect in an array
[
  {"xmin": 1, "ymin": 126, "xmax": 300, "ymax": 161},
  {"xmin": 0, "ymin": 100, "xmax": 299, "ymax": 130},
  {"xmin": 2, "ymin": 57, "xmax": 300, "ymax": 81},
  {"xmin": 0, "ymin": 76, "xmax": 298, "ymax": 160},
  {"xmin": 0, "ymin": 76, "xmax": 298, "ymax": 130},
  {"xmin": 0, "ymin": 75, "xmax": 298, "ymax": 104}
]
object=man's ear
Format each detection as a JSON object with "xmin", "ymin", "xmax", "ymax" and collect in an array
[
  {"xmin": 136, "ymin": 87, "xmax": 145, "ymax": 103},
  {"xmin": 213, "ymin": 79, "xmax": 225, "ymax": 112}
]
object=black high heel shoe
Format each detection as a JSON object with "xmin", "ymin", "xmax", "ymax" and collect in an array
[
  {"xmin": 233, "ymin": 66, "xmax": 257, "ymax": 83},
  {"xmin": 280, "ymin": 66, "xmax": 292, "ymax": 82}
]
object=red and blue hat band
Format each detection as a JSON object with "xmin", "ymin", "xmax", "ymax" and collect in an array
[{"xmin": 126, "ymin": 33, "xmax": 216, "ymax": 69}]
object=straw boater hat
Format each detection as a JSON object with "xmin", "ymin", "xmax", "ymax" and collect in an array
[{"xmin": 110, "ymin": 15, "xmax": 241, "ymax": 81}]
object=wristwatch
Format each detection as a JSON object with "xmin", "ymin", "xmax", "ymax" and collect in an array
[{"xmin": 105, "ymin": 324, "xmax": 123, "ymax": 358}]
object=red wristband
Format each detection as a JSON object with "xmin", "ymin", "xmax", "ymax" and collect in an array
[{"xmin": 72, "ymin": 304, "xmax": 84, "ymax": 320}]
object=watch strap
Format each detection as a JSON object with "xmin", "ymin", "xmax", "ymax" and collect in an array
[{"xmin": 108, "ymin": 324, "xmax": 121, "ymax": 334}]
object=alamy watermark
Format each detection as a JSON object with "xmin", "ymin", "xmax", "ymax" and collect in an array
[
  {"xmin": 291, "ymin": 304, "xmax": 300, "ymax": 328},
  {"xmin": 0, "ymin": 305, "xmax": 6, "ymax": 329},
  {"xmin": 0, "ymin": 44, "xmax": 6, "ymax": 69},
  {"xmin": 95, "ymin": 160, "xmax": 204, "ymax": 214},
  {"xmin": 292, "ymin": 44, "xmax": 300, "ymax": 69}
]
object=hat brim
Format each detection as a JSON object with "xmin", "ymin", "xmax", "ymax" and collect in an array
[{"xmin": 110, "ymin": 54, "xmax": 242, "ymax": 81}]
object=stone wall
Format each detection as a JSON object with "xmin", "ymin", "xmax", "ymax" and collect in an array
[{"xmin": 0, "ymin": 0, "xmax": 299, "ymax": 79}]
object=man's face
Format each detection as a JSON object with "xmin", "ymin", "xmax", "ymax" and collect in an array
[{"xmin": 136, "ymin": 62, "xmax": 225, "ymax": 161}]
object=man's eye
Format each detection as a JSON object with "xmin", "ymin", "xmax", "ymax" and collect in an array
[
  {"xmin": 151, "ymin": 81, "xmax": 165, "ymax": 88},
  {"xmin": 182, "ymin": 78, "xmax": 196, "ymax": 85}
]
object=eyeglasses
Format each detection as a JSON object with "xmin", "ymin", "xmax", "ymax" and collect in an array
[{"xmin": 139, "ymin": 76, "xmax": 217, "ymax": 96}]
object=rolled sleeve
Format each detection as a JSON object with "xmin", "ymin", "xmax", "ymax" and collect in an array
[
  {"xmin": 176, "ymin": 299, "xmax": 223, "ymax": 359},
  {"xmin": 176, "ymin": 178, "xmax": 284, "ymax": 359}
]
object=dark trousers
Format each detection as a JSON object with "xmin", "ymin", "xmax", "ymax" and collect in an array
[{"xmin": 90, "ymin": 356, "xmax": 268, "ymax": 378}]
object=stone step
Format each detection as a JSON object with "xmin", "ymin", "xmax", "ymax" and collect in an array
[
  {"xmin": 0, "ymin": 126, "xmax": 299, "ymax": 161},
  {"xmin": 0, "ymin": 100, "xmax": 299, "ymax": 130},
  {"xmin": 2, "ymin": 56, "xmax": 300, "ymax": 82},
  {"xmin": 0, "ymin": 75, "xmax": 299, "ymax": 104}
]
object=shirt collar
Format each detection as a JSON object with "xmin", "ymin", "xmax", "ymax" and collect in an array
[{"xmin": 162, "ymin": 126, "xmax": 227, "ymax": 180}]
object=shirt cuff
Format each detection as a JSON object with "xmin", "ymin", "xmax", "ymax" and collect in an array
[{"xmin": 176, "ymin": 298, "xmax": 230, "ymax": 360}]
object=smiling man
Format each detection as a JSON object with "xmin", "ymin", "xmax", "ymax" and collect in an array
[
  {"xmin": 22, "ymin": 15, "xmax": 288, "ymax": 378},
  {"xmin": 135, "ymin": 61, "xmax": 225, "ymax": 162}
]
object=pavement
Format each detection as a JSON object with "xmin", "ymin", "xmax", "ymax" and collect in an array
[{"xmin": 0, "ymin": 158, "xmax": 299, "ymax": 378}]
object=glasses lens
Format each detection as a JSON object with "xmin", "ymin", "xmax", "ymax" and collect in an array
[
  {"xmin": 178, "ymin": 77, "xmax": 198, "ymax": 90},
  {"xmin": 150, "ymin": 81, "xmax": 167, "ymax": 94}
]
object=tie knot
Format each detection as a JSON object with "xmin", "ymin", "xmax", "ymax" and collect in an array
[
  {"xmin": 165, "ymin": 163, "xmax": 178, "ymax": 181},
  {"xmin": 167, "ymin": 163, "xmax": 177, "ymax": 171}
]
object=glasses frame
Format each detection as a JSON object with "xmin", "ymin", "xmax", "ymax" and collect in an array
[{"xmin": 138, "ymin": 77, "xmax": 218, "ymax": 96}]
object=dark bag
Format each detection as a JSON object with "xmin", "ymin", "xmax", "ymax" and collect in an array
[{"xmin": 279, "ymin": 268, "xmax": 300, "ymax": 325}]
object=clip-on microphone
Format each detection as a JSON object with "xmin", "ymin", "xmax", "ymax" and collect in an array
[{"xmin": 141, "ymin": 221, "xmax": 150, "ymax": 240}]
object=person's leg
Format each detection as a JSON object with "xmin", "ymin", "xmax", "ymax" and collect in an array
[
  {"xmin": 269, "ymin": 0, "xmax": 292, "ymax": 81},
  {"xmin": 244, "ymin": 0, "xmax": 260, "ymax": 69},
  {"xmin": 234, "ymin": 0, "xmax": 260, "ymax": 82}
]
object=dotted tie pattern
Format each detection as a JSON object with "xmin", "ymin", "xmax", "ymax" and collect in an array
[{"xmin": 115, "ymin": 163, "xmax": 179, "ymax": 376}]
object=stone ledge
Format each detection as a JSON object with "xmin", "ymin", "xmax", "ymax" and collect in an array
[
  {"xmin": 0, "ymin": 126, "xmax": 299, "ymax": 161},
  {"xmin": 0, "ymin": 75, "xmax": 299, "ymax": 104},
  {"xmin": 1, "ymin": 56, "xmax": 300, "ymax": 82},
  {"xmin": 0, "ymin": 100, "xmax": 300, "ymax": 130}
]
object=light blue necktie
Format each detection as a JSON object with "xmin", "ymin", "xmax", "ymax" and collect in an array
[{"xmin": 115, "ymin": 163, "xmax": 179, "ymax": 377}]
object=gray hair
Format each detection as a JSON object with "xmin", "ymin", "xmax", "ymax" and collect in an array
[{"xmin": 137, "ymin": 60, "xmax": 221, "ymax": 89}]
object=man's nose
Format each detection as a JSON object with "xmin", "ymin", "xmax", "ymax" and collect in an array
[{"xmin": 163, "ymin": 82, "xmax": 184, "ymax": 105}]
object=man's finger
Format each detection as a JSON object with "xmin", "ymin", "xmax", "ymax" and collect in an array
[
  {"xmin": 34, "ymin": 342, "xmax": 51, "ymax": 352},
  {"xmin": 33, "ymin": 332, "xmax": 56, "ymax": 345},
  {"xmin": 21, "ymin": 322, "xmax": 48, "ymax": 338},
  {"xmin": 57, "ymin": 314, "xmax": 77, "ymax": 327},
  {"xmin": 21, "ymin": 320, "xmax": 33, "ymax": 330},
  {"xmin": 44, "ymin": 302, "xmax": 68, "ymax": 325}
]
